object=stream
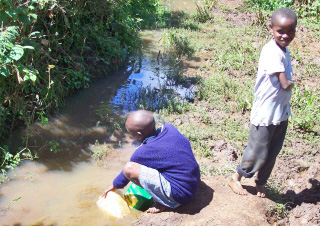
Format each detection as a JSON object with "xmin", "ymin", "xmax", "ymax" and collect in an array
[{"xmin": 0, "ymin": 1, "xmax": 199, "ymax": 225}]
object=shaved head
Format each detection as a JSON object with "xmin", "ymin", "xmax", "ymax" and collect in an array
[
  {"xmin": 125, "ymin": 110, "xmax": 156, "ymax": 142},
  {"xmin": 271, "ymin": 8, "xmax": 297, "ymax": 26}
]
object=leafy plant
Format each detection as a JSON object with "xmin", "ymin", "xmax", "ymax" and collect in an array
[
  {"xmin": 162, "ymin": 30, "xmax": 195, "ymax": 58},
  {"xmin": 91, "ymin": 140, "xmax": 111, "ymax": 166},
  {"xmin": 291, "ymin": 87, "xmax": 320, "ymax": 133},
  {"xmin": 0, "ymin": 145, "xmax": 36, "ymax": 184},
  {"xmin": 48, "ymin": 140, "xmax": 61, "ymax": 153},
  {"xmin": 193, "ymin": 4, "xmax": 213, "ymax": 23},
  {"xmin": 245, "ymin": 0, "xmax": 294, "ymax": 11},
  {"xmin": 296, "ymin": 0, "xmax": 320, "ymax": 21},
  {"xmin": 266, "ymin": 203, "xmax": 290, "ymax": 222},
  {"xmin": 205, "ymin": 0, "xmax": 218, "ymax": 10}
]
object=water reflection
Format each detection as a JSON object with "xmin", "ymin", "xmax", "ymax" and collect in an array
[{"xmin": 111, "ymin": 31, "xmax": 196, "ymax": 113}]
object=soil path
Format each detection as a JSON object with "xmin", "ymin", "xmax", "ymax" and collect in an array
[{"xmin": 134, "ymin": 176, "xmax": 274, "ymax": 225}]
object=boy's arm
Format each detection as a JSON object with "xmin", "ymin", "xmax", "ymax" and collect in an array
[
  {"xmin": 101, "ymin": 171, "xmax": 129, "ymax": 198},
  {"xmin": 101, "ymin": 185, "xmax": 117, "ymax": 198},
  {"xmin": 274, "ymin": 72, "xmax": 294, "ymax": 91}
]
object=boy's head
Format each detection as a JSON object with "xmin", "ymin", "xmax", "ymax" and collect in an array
[
  {"xmin": 270, "ymin": 8, "xmax": 297, "ymax": 49},
  {"xmin": 125, "ymin": 110, "xmax": 156, "ymax": 143}
]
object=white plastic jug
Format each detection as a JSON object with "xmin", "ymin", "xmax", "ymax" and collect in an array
[{"xmin": 96, "ymin": 191, "xmax": 131, "ymax": 218}]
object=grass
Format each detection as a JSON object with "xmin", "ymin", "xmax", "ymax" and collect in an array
[
  {"xmin": 264, "ymin": 178, "xmax": 292, "ymax": 222},
  {"xmin": 90, "ymin": 141, "xmax": 113, "ymax": 166},
  {"xmin": 154, "ymin": 0, "xmax": 319, "ymax": 194}
]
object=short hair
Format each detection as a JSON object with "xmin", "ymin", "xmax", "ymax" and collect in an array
[{"xmin": 271, "ymin": 8, "xmax": 297, "ymax": 26}]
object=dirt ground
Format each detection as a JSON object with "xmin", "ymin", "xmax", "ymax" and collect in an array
[
  {"xmin": 134, "ymin": 0, "xmax": 320, "ymax": 225},
  {"xmin": 133, "ymin": 176, "xmax": 274, "ymax": 225}
]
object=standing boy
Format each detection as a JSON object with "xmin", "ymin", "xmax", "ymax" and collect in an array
[
  {"xmin": 229, "ymin": 8, "xmax": 297, "ymax": 198},
  {"xmin": 102, "ymin": 110, "xmax": 200, "ymax": 213}
]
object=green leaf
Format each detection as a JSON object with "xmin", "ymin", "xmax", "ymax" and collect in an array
[
  {"xmin": 18, "ymin": 14, "xmax": 31, "ymax": 25},
  {"xmin": 28, "ymin": 5, "xmax": 35, "ymax": 10},
  {"xmin": 0, "ymin": 66, "xmax": 10, "ymax": 77},
  {"xmin": 29, "ymin": 31, "xmax": 40, "ymax": 37},
  {"xmin": 22, "ymin": 38, "xmax": 37, "ymax": 48},
  {"xmin": 30, "ymin": 73, "xmax": 37, "ymax": 82},
  {"xmin": 9, "ymin": 46, "xmax": 24, "ymax": 61},
  {"xmin": 23, "ymin": 45, "xmax": 34, "ymax": 50},
  {"xmin": 29, "ymin": 13, "xmax": 37, "ymax": 20},
  {"xmin": 23, "ymin": 74, "xmax": 30, "ymax": 81},
  {"xmin": 63, "ymin": 15, "xmax": 70, "ymax": 28},
  {"xmin": 5, "ymin": 42, "xmax": 15, "ymax": 49},
  {"xmin": 3, "ymin": 0, "xmax": 14, "ymax": 8},
  {"xmin": 22, "ymin": 67, "xmax": 30, "ymax": 74},
  {"xmin": 0, "ymin": 12, "xmax": 9, "ymax": 23},
  {"xmin": 5, "ymin": 9, "xmax": 18, "ymax": 19}
]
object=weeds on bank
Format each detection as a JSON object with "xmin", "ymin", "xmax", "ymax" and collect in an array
[
  {"xmin": 91, "ymin": 141, "xmax": 112, "ymax": 166},
  {"xmin": 162, "ymin": 30, "xmax": 195, "ymax": 58},
  {"xmin": 200, "ymin": 161, "xmax": 236, "ymax": 176},
  {"xmin": 199, "ymin": 74, "xmax": 254, "ymax": 114},
  {"xmin": 265, "ymin": 178, "xmax": 292, "ymax": 222},
  {"xmin": 0, "ymin": 146, "xmax": 37, "ymax": 184},
  {"xmin": 193, "ymin": 4, "xmax": 214, "ymax": 23},
  {"xmin": 267, "ymin": 203, "xmax": 290, "ymax": 223},
  {"xmin": 291, "ymin": 86, "xmax": 320, "ymax": 133},
  {"xmin": 136, "ymin": 85, "xmax": 191, "ymax": 113}
]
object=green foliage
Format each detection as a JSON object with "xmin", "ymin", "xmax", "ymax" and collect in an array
[
  {"xmin": 291, "ymin": 86, "xmax": 320, "ymax": 133},
  {"xmin": 65, "ymin": 69, "xmax": 90, "ymax": 90},
  {"xmin": 267, "ymin": 203, "xmax": 290, "ymax": 221},
  {"xmin": 245, "ymin": 0, "xmax": 294, "ymax": 11},
  {"xmin": 134, "ymin": 85, "xmax": 191, "ymax": 113},
  {"xmin": 198, "ymin": 74, "xmax": 254, "ymax": 113},
  {"xmin": 193, "ymin": 4, "xmax": 213, "ymax": 23},
  {"xmin": 91, "ymin": 140, "xmax": 111, "ymax": 166},
  {"xmin": 1, "ymin": 145, "xmax": 36, "ymax": 184},
  {"xmin": 205, "ymin": 0, "xmax": 218, "ymax": 10},
  {"xmin": 162, "ymin": 30, "xmax": 195, "ymax": 58},
  {"xmin": 295, "ymin": 0, "xmax": 320, "ymax": 20},
  {"xmin": 245, "ymin": 0, "xmax": 320, "ymax": 22},
  {"xmin": 48, "ymin": 140, "xmax": 61, "ymax": 153}
]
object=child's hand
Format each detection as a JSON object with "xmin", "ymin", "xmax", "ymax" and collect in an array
[
  {"xmin": 101, "ymin": 185, "xmax": 117, "ymax": 198},
  {"xmin": 290, "ymin": 80, "xmax": 295, "ymax": 88},
  {"xmin": 275, "ymin": 72, "xmax": 294, "ymax": 91}
]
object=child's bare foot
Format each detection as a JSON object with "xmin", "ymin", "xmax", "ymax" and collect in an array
[
  {"xmin": 146, "ymin": 202, "xmax": 168, "ymax": 213},
  {"xmin": 228, "ymin": 173, "xmax": 247, "ymax": 195},
  {"xmin": 256, "ymin": 184, "xmax": 266, "ymax": 198}
]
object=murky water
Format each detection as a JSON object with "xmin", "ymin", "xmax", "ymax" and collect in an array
[{"xmin": 0, "ymin": 1, "xmax": 199, "ymax": 225}]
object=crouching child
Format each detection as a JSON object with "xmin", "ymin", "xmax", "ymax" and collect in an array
[{"xmin": 102, "ymin": 110, "xmax": 200, "ymax": 213}]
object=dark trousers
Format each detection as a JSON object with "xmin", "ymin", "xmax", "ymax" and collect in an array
[{"xmin": 237, "ymin": 120, "xmax": 288, "ymax": 185}]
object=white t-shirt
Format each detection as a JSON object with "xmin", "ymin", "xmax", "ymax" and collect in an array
[{"xmin": 250, "ymin": 39, "xmax": 293, "ymax": 126}]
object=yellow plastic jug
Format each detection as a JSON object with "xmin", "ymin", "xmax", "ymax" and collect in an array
[{"xmin": 96, "ymin": 191, "xmax": 131, "ymax": 218}]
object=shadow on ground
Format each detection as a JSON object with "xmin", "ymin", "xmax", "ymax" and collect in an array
[{"xmin": 173, "ymin": 181, "xmax": 214, "ymax": 214}]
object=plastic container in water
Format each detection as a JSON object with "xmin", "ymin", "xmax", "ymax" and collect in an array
[
  {"xmin": 123, "ymin": 183, "xmax": 153, "ymax": 211},
  {"xmin": 96, "ymin": 191, "xmax": 131, "ymax": 218}
]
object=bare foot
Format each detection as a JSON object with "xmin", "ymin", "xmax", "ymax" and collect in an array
[
  {"xmin": 146, "ymin": 202, "xmax": 168, "ymax": 214},
  {"xmin": 228, "ymin": 174, "xmax": 248, "ymax": 195},
  {"xmin": 256, "ymin": 184, "xmax": 266, "ymax": 198}
]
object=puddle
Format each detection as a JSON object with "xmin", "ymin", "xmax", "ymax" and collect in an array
[{"xmin": 0, "ymin": 144, "xmax": 140, "ymax": 225}]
